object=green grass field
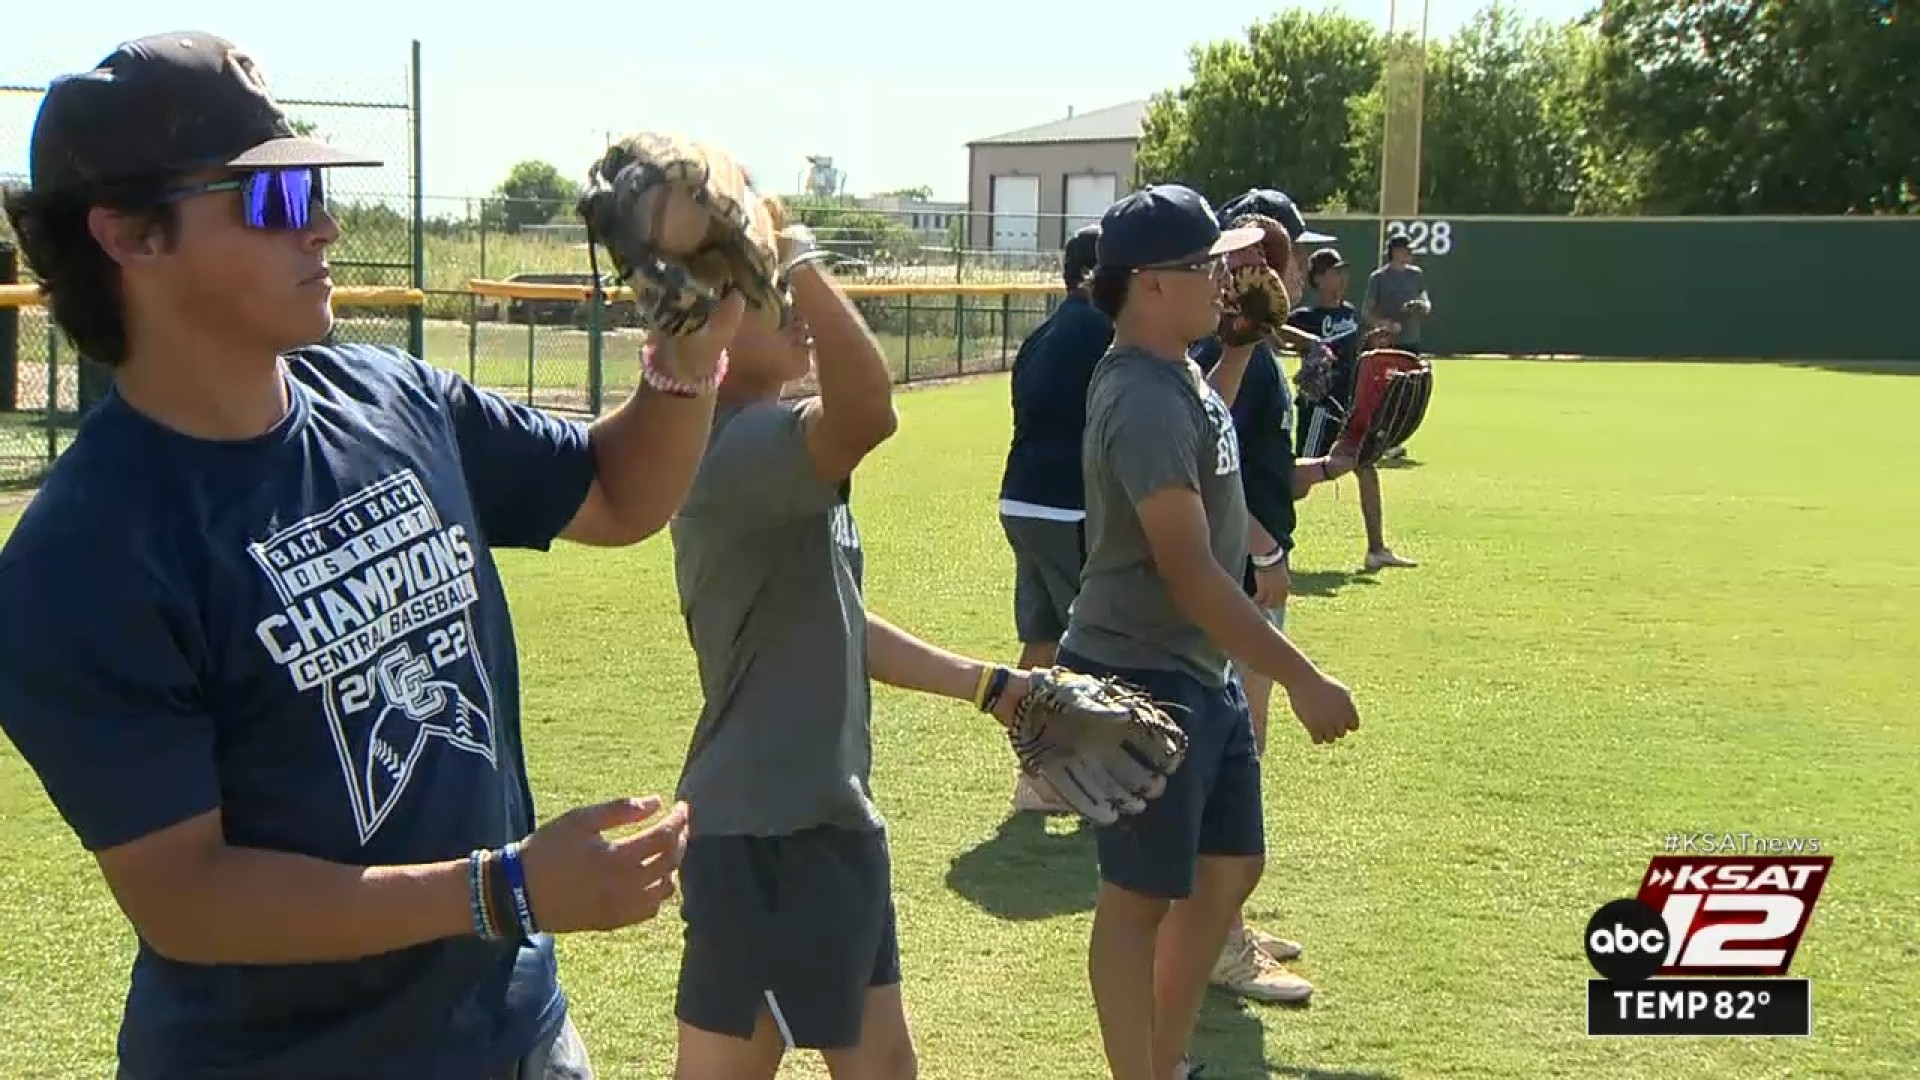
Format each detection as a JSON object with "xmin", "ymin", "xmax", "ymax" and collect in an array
[{"xmin": 1, "ymin": 359, "xmax": 1917, "ymax": 1078}]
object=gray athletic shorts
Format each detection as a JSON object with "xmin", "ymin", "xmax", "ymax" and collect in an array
[
  {"xmin": 676, "ymin": 825, "xmax": 899, "ymax": 1051},
  {"xmin": 1000, "ymin": 514, "xmax": 1085, "ymax": 644}
]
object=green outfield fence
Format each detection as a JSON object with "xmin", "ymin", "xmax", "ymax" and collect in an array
[{"xmin": 1298, "ymin": 212, "xmax": 1920, "ymax": 362}]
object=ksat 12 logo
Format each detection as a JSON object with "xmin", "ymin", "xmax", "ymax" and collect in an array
[{"xmin": 1583, "ymin": 855, "xmax": 1830, "ymax": 1037}]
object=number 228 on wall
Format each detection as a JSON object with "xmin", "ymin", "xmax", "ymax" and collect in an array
[{"xmin": 1384, "ymin": 220, "xmax": 1453, "ymax": 255}]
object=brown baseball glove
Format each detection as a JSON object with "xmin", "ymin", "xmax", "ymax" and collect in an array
[
  {"xmin": 1007, "ymin": 667, "xmax": 1189, "ymax": 826},
  {"xmin": 576, "ymin": 131, "xmax": 784, "ymax": 335},
  {"xmin": 1218, "ymin": 214, "xmax": 1294, "ymax": 347}
]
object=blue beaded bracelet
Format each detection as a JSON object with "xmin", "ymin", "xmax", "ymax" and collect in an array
[{"xmin": 500, "ymin": 841, "xmax": 538, "ymax": 938}]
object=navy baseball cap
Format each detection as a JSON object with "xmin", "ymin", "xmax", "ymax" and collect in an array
[
  {"xmin": 1096, "ymin": 184, "xmax": 1262, "ymax": 272},
  {"xmin": 1063, "ymin": 224, "xmax": 1101, "ymax": 282},
  {"xmin": 1218, "ymin": 188, "xmax": 1336, "ymax": 244},
  {"xmin": 28, "ymin": 31, "xmax": 381, "ymax": 196},
  {"xmin": 1307, "ymin": 247, "xmax": 1347, "ymax": 283}
]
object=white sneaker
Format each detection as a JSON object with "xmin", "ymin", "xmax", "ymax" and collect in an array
[
  {"xmin": 1365, "ymin": 548, "xmax": 1419, "ymax": 571},
  {"xmin": 1245, "ymin": 925, "xmax": 1303, "ymax": 962},
  {"xmin": 1210, "ymin": 926, "xmax": 1314, "ymax": 1004}
]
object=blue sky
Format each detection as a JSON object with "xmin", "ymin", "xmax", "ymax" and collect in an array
[{"xmin": 4, "ymin": 0, "xmax": 1593, "ymax": 209}]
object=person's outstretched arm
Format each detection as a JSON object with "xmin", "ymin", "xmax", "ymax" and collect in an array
[{"xmin": 865, "ymin": 611, "xmax": 1024, "ymax": 728}]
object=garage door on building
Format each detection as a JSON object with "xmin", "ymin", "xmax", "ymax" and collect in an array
[
  {"xmin": 990, "ymin": 175, "xmax": 1040, "ymax": 251},
  {"xmin": 1065, "ymin": 173, "xmax": 1119, "ymax": 240}
]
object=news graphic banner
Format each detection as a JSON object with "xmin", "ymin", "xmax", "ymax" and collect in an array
[{"xmin": 1583, "ymin": 836, "xmax": 1829, "ymax": 1038}]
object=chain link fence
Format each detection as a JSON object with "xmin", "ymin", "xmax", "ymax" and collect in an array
[
  {"xmin": 0, "ymin": 39, "xmax": 421, "ymax": 484},
  {"xmin": 0, "ymin": 37, "xmax": 1081, "ymax": 482},
  {"xmin": 405, "ymin": 193, "xmax": 1070, "ymax": 415}
]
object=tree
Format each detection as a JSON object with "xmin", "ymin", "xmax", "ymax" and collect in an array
[
  {"xmin": 783, "ymin": 195, "xmax": 922, "ymax": 262},
  {"xmin": 1586, "ymin": 0, "xmax": 1920, "ymax": 214},
  {"xmin": 1346, "ymin": 3, "xmax": 1611, "ymax": 215},
  {"xmin": 1134, "ymin": 10, "xmax": 1384, "ymax": 210},
  {"xmin": 487, "ymin": 160, "xmax": 582, "ymax": 233},
  {"xmin": 875, "ymin": 186, "xmax": 934, "ymax": 201}
]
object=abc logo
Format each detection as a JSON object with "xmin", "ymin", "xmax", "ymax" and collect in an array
[{"xmin": 1584, "ymin": 898, "xmax": 1668, "ymax": 982}]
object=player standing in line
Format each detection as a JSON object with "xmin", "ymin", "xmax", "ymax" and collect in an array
[
  {"xmin": 1361, "ymin": 234, "xmax": 1434, "ymax": 461},
  {"xmin": 1296, "ymin": 247, "xmax": 1419, "ymax": 570},
  {"xmin": 665, "ymin": 211, "xmax": 1044, "ymax": 1080},
  {"xmin": 1062, "ymin": 184, "xmax": 1360, "ymax": 1080},
  {"xmin": 1190, "ymin": 192, "xmax": 1357, "ymax": 1008},
  {"xmin": 997, "ymin": 223, "xmax": 1109, "ymax": 815},
  {"xmin": 0, "ymin": 32, "xmax": 714, "ymax": 1080}
]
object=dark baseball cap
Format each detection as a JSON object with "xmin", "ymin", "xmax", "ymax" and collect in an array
[
  {"xmin": 1096, "ymin": 184, "xmax": 1262, "ymax": 272},
  {"xmin": 1307, "ymin": 247, "xmax": 1347, "ymax": 280},
  {"xmin": 1064, "ymin": 224, "xmax": 1100, "ymax": 282},
  {"xmin": 28, "ymin": 31, "xmax": 382, "ymax": 197},
  {"xmin": 1217, "ymin": 188, "xmax": 1337, "ymax": 244}
]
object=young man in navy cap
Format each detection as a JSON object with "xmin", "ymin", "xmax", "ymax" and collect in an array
[
  {"xmin": 0, "ymin": 32, "xmax": 722, "ymax": 1080},
  {"xmin": 1297, "ymin": 246, "xmax": 1419, "ymax": 570},
  {"xmin": 1061, "ymin": 183, "xmax": 1360, "ymax": 1080},
  {"xmin": 1190, "ymin": 190, "xmax": 1357, "ymax": 1008},
  {"xmin": 997, "ymin": 222, "xmax": 1110, "ymax": 814}
]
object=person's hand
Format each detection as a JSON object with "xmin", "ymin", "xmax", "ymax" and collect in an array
[
  {"xmin": 516, "ymin": 796, "xmax": 691, "ymax": 933},
  {"xmin": 1326, "ymin": 452, "xmax": 1358, "ymax": 479},
  {"xmin": 1405, "ymin": 298, "xmax": 1430, "ymax": 315},
  {"xmin": 990, "ymin": 669, "xmax": 1033, "ymax": 730},
  {"xmin": 1285, "ymin": 669, "xmax": 1361, "ymax": 746},
  {"xmin": 1253, "ymin": 560, "xmax": 1290, "ymax": 608},
  {"xmin": 648, "ymin": 291, "xmax": 746, "ymax": 381}
]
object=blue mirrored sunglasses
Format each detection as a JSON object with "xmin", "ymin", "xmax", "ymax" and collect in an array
[{"xmin": 161, "ymin": 167, "xmax": 327, "ymax": 230}]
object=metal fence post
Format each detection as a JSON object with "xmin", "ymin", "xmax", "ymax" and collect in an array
[
  {"xmin": 1000, "ymin": 292, "xmax": 1012, "ymax": 368},
  {"xmin": 903, "ymin": 295, "xmax": 914, "ymax": 383},
  {"xmin": 407, "ymin": 39, "xmax": 426, "ymax": 361},
  {"xmin": 525, "ymin": 320, "xmax": 536, "ymax": 406},
  {"xmin": 954, "ymin": 293, "xmax": 966, "ymax": 377},
  {"xmin": 586, "ymin": 286, "xmax": 604, "ymax": 415},
  {"xmin": 0, "ymin": 241, "xmax": 17, "ymax": 412},
  {"xmin": 44, "ymin": 333, "xmax": 59, "ymax": 464}
]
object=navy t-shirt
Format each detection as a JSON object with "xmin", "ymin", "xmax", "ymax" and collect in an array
[
  {"xmin": 1286, "ymin": 301, "xmax": 1364, "ymax": 405},
  {"xmin": 0, "ymin": 343, "xmax": 596, "ymax": 1079},
  {"xmin": 1190, "ymin": 338, "xmax": 1296, "ymax": 556},
  {"xmin": 999, "ymin": 292, "xmax": 1113, "ymax": 513}
]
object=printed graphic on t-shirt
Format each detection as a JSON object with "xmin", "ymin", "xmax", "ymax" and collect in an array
[
  {"xmin": 1202, "ymin": 387, "xmax": 1241, "ymax": 477},
  {"xmin": 247, "ymin": 470, "xmax": 499, "ymax": 843},
  {"xmin": 1318, "ymin": 311, "xmax": 1360, "ymax": 342},
  {"xmin": 830, "ymin": 502, "xmax": 861, "ymax": 559}
]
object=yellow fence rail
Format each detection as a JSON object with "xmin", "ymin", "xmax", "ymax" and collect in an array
[{"xmin": 0, "ymin": 284, "xmax": 426, "ymax": 309}]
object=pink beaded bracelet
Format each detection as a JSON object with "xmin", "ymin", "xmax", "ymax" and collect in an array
[{"xmin": 641, "ymin": 343, "xmax": 729, "ymax": 398}]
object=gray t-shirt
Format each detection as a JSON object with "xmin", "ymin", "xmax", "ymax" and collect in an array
[
  {"xmin": 668, "ymin": 398, "xmax": 878, "ymax": 837},
  {"xmin": 1060, "ymin": 345, "xmax": 1251, "ymax": 688},
  {"xmin": 1366, "ymin": 263, "xmax": 1430, "ymax": 346}
]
